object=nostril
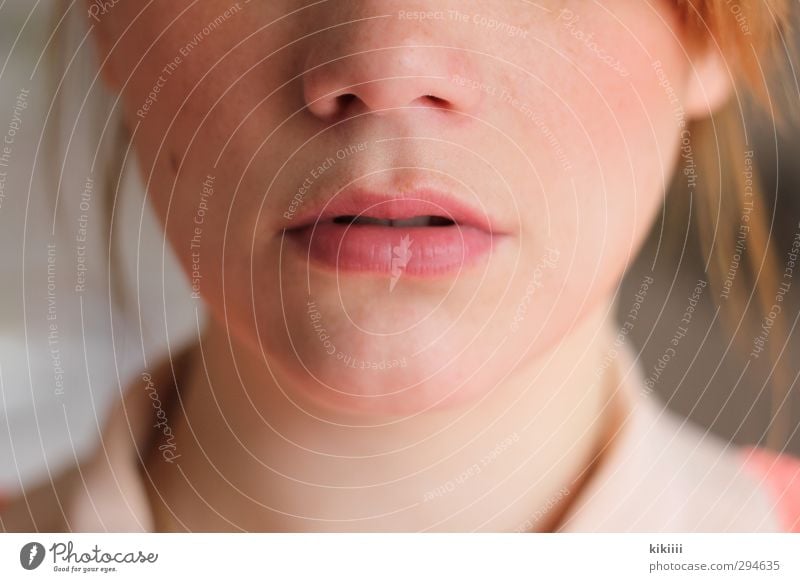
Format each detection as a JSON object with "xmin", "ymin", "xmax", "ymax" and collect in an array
[
  {"xmin": 302, "ymin": 42, "xmax": 484, "ymax": 122},
  {"xmin": 336, "ymin": 93, "xmax": 359, "ymax": 108},
  {"xmin": 415, "ymin": 94, "xmax": 452, "ymax": 111},
  {"xmin": 312, "ymin": 93, "xmax": 361, "ymax": 121},
  {"xmin": 424, "ymin": 95, "xmax": 446, "ymax": 105}
]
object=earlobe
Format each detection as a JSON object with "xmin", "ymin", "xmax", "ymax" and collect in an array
[{"xmin": 684, "ymin": 44, "xmax": 734, "ymax": 119}]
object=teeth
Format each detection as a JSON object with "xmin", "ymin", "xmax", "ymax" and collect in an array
[
  {"xmin": 391, "ymin": 216, "xmax": 432, "ymax": 227},
  {"xmin": 333, "ymin": 215, "xmax": 392, "ymax": 226},
  {"xmin": 355, "ymin": 216, "xmax": 392, "ymax": 226},
  {"xmin": 332, "ymin": 215, "xmax": 456, "ymax": 227}
]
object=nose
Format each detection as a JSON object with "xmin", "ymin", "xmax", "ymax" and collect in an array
[{"xmin": 302, "ymin": 39, "xmax": 483, "ymax": 122}]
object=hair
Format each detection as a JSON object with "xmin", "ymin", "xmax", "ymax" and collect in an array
[
  {"xmin": 48, "ymin": 1, "xmax": 796, "ymax": 443},
  {"xmin": 672, "ymin": 0, "xmax": 796, "ymax": 447}
]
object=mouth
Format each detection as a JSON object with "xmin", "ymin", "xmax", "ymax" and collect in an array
[
  {"xmin": 283, "ymin": 191, "xmax": 499, "ymax": 277},
  {"xmin": 331, "ymin": 215, "xmax": 457, "ymax": 227}
]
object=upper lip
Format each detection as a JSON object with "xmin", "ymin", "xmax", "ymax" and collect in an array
[{"xmin": 284, "ymin": 187, "xmax": 498, "ymax": 234}]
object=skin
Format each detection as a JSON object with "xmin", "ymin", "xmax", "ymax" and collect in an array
[{"xmin": 90, "ymin": 0, "xmax": 730, "ymax": 531}]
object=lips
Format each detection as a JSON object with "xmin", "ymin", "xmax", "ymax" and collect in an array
[{"xmin": 283, "ymin": 190, "xmax": 499, "ymax": 277}]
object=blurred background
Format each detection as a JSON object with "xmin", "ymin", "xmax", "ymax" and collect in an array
[
  {"xmin": 0, "ymin": 1, "xmax": 798, "ymax": 495},
  {"xmin": 0, "ymin": 0, "xmax": 197, "ymax": 494}
]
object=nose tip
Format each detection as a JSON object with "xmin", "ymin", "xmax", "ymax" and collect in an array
[{"xmin": 303, "ymin": 47, "xmax": 482, "ymax": 122}]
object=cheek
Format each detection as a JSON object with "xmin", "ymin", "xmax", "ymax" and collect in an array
[
  {"xmin": 117, "ymin": 13, "xmax": 293, "ymax": 317},
  {"xmin": 546, "ymin": 4, "xmax": 687, "ymax": 274},
  {"xmin": 493, "ymin": 2, "xmax": 689, "ymax": 339}
]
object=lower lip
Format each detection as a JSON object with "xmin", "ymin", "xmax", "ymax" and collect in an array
[{"xmin": 285, "ymin": 222, "xmax": 495, "ymax": 276}]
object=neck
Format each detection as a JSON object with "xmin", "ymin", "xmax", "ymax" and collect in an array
[{"xmin": 146, "ymin": 306, "xmax": 620, "ymax": 532}]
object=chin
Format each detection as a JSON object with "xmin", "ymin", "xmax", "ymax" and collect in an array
[
  {"xmin": 265, "ymin": 308, "xmax": 514, "ymax": 417},
  {"xmin": 248, "ymin": 234, "xmax": 534, "ymax": 416},
  {"xmin": 278, "ymin": 351, "xmax": 499, "ymax": 417}
]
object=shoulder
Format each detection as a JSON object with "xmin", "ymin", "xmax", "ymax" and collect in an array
[
  {"xmin": 2, "ymin": 348, "xmax": 193, "ymax": 532},
  {"xmin": 65, "ymin": 349, "xmax": 191, "ymax": 532},
  {"xmin": 0, "ymin": 466, "xmax": 79, "ymax": 532},
  {"xmin": 625, "ymin": 400, "xmax": 800, "ymax": 532},
  {"xmin": 565, "ymin": 337, "xmax": 798, "ymax": 532},
  {"xmin": 740, "ymin": 446, "xmax": 800, "ymax": 533},
  {"xmin": 560, "ymin": 391, "xmax": 792, "ymax": 532},
  {"xmin": 650, "ymin": 410, "xmax": 785, "ymax": 532}
]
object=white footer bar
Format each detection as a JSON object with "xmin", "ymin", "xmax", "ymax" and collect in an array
[{"xmin": 2, "ymin": 533, "xmax": 798, "ymax": 581}]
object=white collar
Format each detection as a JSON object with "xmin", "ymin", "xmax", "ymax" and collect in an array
[
  {"xmin": 66, "ymin": 338, "xmax": 781, "ymax": 532},
  {"xmin": 558, "ymin": 335, "xmax": 780, "ymax": 532}
]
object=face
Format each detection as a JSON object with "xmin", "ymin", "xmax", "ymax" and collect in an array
[{"xmin": 92, "ymin": 0, "xmax": 719, "ymax": 415}]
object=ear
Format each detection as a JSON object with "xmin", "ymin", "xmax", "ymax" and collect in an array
[{"xmin": 684, "ymin": 42, "xmax": 733, "ymax": 119}]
